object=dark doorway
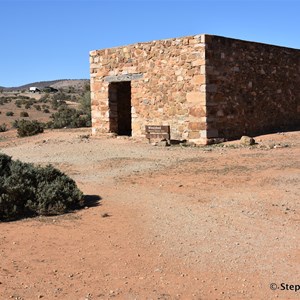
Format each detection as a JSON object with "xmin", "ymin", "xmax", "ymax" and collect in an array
[{"xmin": 108, "ymin": 81, "xmax": 132, "ymax": 136}]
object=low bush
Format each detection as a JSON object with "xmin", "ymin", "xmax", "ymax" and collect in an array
[
  {"xmin": 0, "ymin": 97, "xmax": 12, "ymax": 105},
  {"xmin": 11, "ymin": 120, "xmax": 18, "ymax": 128},
  {"xmin": 20, "ymin": 111, "xmax": 29, "ymax": 117},
  {"xmin": 52, "ymin": 92, "xmax": 68, "ymax": 101},
  {"xmin": 0, "ymin": 154, "xmax": 83, "ymax": 221},
  {"xmin": 19, "ymin": 95, "xmax": 30, "ymax": 100},
  {"xmin": 17, "ymin": 120, "xmax": 44, "ymax": 137},
  {"xmin": 51, "ymin": 99, "xmax": 66, "ymax": 110},
  {"xmin": 15, "ymin": 100, "xmax": 22, "ymax": 108},
  {"xmin": 0, "ymin": 123, "xmax": 7, "ymax": 132},
  {"xmin": 79, "ymin": 91, "xmax": 91, "ymax": 114},
  {"xmin": 34, "ymin": 104, "xmax": 41, "ymax": 111},
  {"xmin": 6, "ymin": 111, "xmax": 14, "ymax": 116},
  {"xmin": 39, "ymin": 94, "xmax": 49, "ymax": 103},
  {"xmin": 50, "ymin": 107, "xmax": 91, "ymax": 128},
  {"xmin": 47, "ymin": 91, "xmax": 91, "ymax": 129}
]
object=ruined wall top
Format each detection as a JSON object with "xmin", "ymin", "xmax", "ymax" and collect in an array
[
  {"xmin": 90, "ymin": 33, "xmax": 299, "ymax": 57},
  {"xmin": 90, "ymin": 34, "xmax": 206, "ymax": 56}
]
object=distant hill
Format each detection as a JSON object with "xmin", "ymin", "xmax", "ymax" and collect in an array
[{"xmin": 1, "ymin": 79, "xmax": 89, "ymax": 92}]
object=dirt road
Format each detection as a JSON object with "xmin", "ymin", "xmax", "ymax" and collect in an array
[{"xmin": 0, "ymin": 129, "xmax": 299, "ymax": 299}]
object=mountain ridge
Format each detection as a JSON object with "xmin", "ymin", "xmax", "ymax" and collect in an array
[{"xmin": 1, "ymin": 79, "xmax": 89, "ymax": 91}]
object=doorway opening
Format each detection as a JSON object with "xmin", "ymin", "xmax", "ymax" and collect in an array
[{"xmin": 108, "ymin": 81, "xmax": 132, "ymax": 136}]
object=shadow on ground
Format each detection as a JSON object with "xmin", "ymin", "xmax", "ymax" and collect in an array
[{"xmin": 83, "ymin": 195, "xmax": 102, "ymax": 208}]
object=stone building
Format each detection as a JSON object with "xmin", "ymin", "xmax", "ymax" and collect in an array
[{"xmin": 90, "ymin": 34, "xmax": 300, "ymax": 144}]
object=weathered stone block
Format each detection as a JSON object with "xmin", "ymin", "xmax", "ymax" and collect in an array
[
  {"xmin": 189, "ymin": 107, "xmax": 206, "ymax": 117},
  {"xmin": 200, "ymin": 65, "xmax": 206, "ymax": 75},
  {"xmin": 192, "ymin": 59, "xmax": 205, "ymax": 67},
  {"xmin": 186, "ymin": 92, "xmax": 206, "ymax": 104},
  {"xmin": 191, "ymin": 75, "xmax": 205, "ymax": 85},
  {"xmin": 188, "ymin": 131, "xmax": 200, "ymax": 139},
  {"xmin": 188, "ymin": 122, "xmax": 200, "ymax": 130}
]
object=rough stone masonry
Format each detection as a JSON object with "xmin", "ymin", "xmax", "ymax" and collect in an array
[{"xmin": 90, "ymin": 34, "xmax": 300, "ymax": 144}]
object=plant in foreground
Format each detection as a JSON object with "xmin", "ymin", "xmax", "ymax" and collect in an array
[{"xmin": 0, "ymin": 154, "xmax": 84, "ymax": 221}]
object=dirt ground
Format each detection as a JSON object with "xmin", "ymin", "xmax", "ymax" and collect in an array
[{"xmin": 0, "ymin": 128, "xmax": 299, "ymax": 300}]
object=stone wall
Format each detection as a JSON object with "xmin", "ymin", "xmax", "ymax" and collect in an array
[
  {"xmin": 90, "ymin": 34, "xmax": 207, "ymax": 141},
  {"xmin": 205, "ymin": 35, "xmax": 300, "ymax": 140},
  {"xmin": 90, "ymin": 34, "xmax": 300, "ymax": 143}
]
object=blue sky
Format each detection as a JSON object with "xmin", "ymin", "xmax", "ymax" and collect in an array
[{"xmin": 0, "ymin": 0, "xmax": 299, "ymax": 87}]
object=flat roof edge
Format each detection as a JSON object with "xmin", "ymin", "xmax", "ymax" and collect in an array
[{"xmin": 90, "ymin": 33, "xmax": 299, "ymax": 54}]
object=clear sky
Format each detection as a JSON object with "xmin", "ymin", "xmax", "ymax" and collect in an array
[{"xmin": 0, "ymin": 0, "xmax": 299, "ymax": 87}]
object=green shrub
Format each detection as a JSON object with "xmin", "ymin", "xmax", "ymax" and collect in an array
[
  {"xmin": 71, "ymin": 95, "xmax": 78, "ymax": 102},
  {"xmin": 25, "ymin": 103, "xmax": 31, "ymax": 109},
  {"xmin": 34, "ymin": 104, "xmax": 41, "ymax": 111},
  {"xmin": 50, "ymin": 107, "xmax": 91, "ymax": 128},
  {"xmin": 0, "ymin": 97, "xmax": 11, "ymax": 105},
  {"xmin": 43, "ymin": 108, "xmax": 50, "ymax": 113},
  {"xmin": 67, "ymin": 86, "xmax": 75, "ymax": 93},
  {"xmin": 79, "ymin": 91, "xmax": 91, "ymax": 116},
  {"xmin": 51, "ymin": 99, "xmax": 66, "ymax": 110},
  {"xmin": 15, "ymin": 100, "xmax": 22, "ymax": 108},
  {"xmin": 12, "ymin": 119, "xmax": 19, "ymax": 128},
  {"xmin": 84, "ymin": 83, "xmax": 90, "ymax": 92},
  {"xmin": 0, "ymin": 153, "xmax": 83, "ymax": 221},
  {"xmin": 17, "ymin": 120, "xmax": 44, "ymax": 137},
  {"xmin": 52, "ymin": 92, "xmax": 68, "ymax": 101},
  {"xmin": 20, "ymin": 111, "xmax": 29, "ymax": 117},
  {"xmin": 29, "ymin": 99, "xmax": 36, "ymax": 104},
  {"xmin": 19, "ymin": 95, "xmax": 30, "ymax": 100},
  {"xmin": 39, "ymin": 94, "xmax": 49, "ymax": 103},
  {"xmin": 0, "ymin": 123, "xmax": 7, "ymax": 132},
  {"xmin": 51, "ymin": 99, "xmax": 58, "ymax": 110},
  {"xmin": 6, "ymin": 111, "xmax": 14, "ymax": 116},
  {"xmin": 48, "ymin": 91, "xmax": 91, "ymax": 128}
]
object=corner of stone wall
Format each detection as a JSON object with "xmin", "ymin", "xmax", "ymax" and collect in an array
[
  {"xmin": 201, "ymin": 34, "xmax": 220, "ymax": 142},
  {"xmin": 90, "ymin": 47, "xmax": 111, "ymax": 137},
  {"xmin": 183, "ymin": 34, "xmax": 209, "ymax": 145}
]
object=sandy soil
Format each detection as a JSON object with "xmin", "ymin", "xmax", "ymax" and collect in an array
[{"xmin": 0, "ymin": 128, "xmax": 299, "ymax": 300}]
